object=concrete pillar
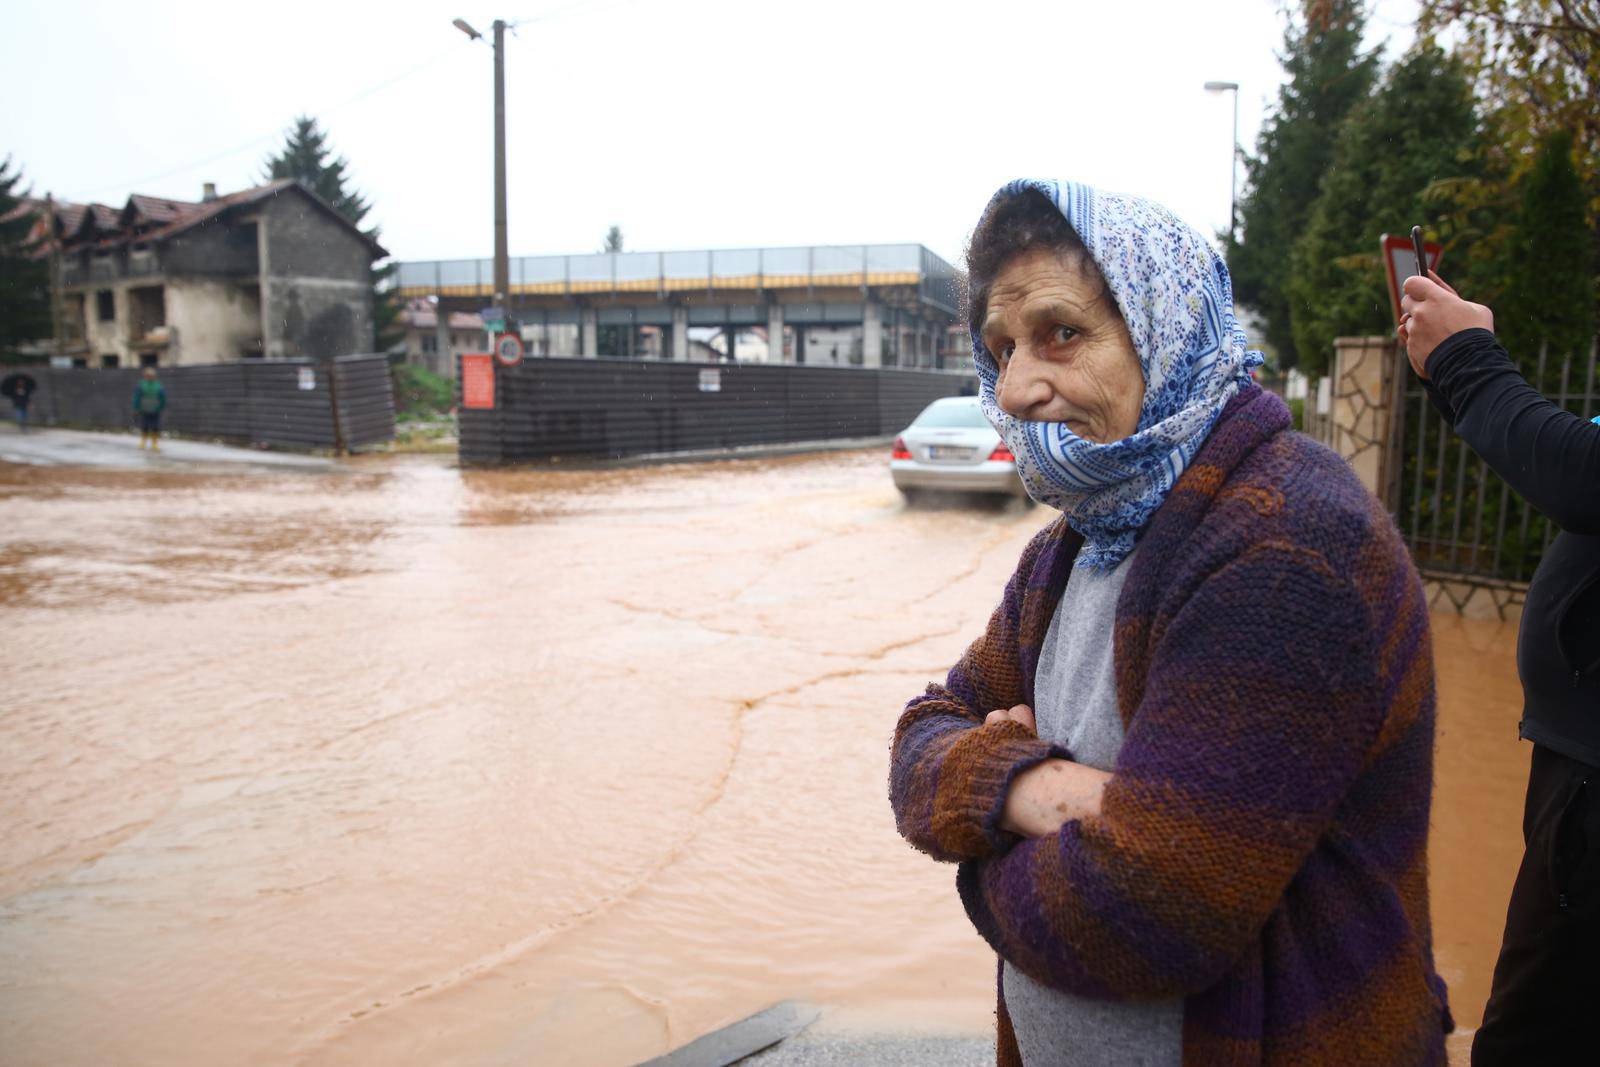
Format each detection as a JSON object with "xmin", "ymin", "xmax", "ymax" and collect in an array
[
  {"xmin": 1330, "ymin": 335, "xmax": 1402, "ymax": 503},
  {"xmin": 257, "ymin": 228, "xmax": 274, "ymax": 360},
  {"xmin": 670, "ymin": 305, "xmax": 689, "ymax": 361},
  {"xmin": 433, "ymin": 301, "xmax": 454, "ymax": 377},
  {"xmin": 861, "ymin": 301, "xmax": 882, "ymax": 368},
  {"xmin": 766, "ymin": 303, "xmax": 786, "ymax": 363},
  {"xmin": 581, "ymin": 307, "xmax": 598, "ymax": 358}
]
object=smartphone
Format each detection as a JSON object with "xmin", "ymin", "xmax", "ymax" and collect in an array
[{"xmin": 1411, "ymin": 226, "xmax": 1428, "ymax": 280}]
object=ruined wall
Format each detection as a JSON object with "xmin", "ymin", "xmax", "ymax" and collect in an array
[
  {"xmin": 166, "ymin": 279, "xmax": 262, "ymax": 365},
  {"xmin": 80, "ymin": 286, "xmax": 130, "ymax": 364},
  {"xmin": 261, "ymin": 193, "xmax": 374, "ymax": 360},
  {"xmin": 161, "ymin": 216, "xmax": 259, "ymax": 277}
]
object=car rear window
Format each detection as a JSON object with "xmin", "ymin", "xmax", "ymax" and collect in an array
[{"xmin": 912, "ymin": 402, "xmax": 991, "ymax": 429}]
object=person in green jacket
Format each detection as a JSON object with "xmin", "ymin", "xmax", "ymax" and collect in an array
[{"xmin": 132, "ymin": 367, "xmax": 167, "ymax": 451}]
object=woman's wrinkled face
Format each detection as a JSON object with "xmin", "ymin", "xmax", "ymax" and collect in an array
[{"xmin": 981, "ymin": 247, "xmax": 1144, "ymax": 444}]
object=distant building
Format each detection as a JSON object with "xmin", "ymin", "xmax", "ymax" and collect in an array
[
  {"xmin": 394, "ymin": 243, "xmax": 961, "ymax": 369},
  {"xmin": 29, "ymin": 179, "xmax": 384, "ymax": 367},
  {"xmin": 396, "ymin": 297, "xmax": 488, "ymax": 377}
]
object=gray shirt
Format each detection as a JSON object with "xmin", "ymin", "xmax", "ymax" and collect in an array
[{"xmin": 1001, "ymin": 549, "xmax": 1183, "ymax": 1066}]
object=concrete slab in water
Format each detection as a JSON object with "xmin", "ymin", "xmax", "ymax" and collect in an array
[{"xmin": 637, "ymin": 1002, "xmax": 821, "ymax": 1067}]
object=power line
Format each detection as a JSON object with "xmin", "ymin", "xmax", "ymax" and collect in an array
[
  {"xmin": 508, "ymin": 0, "xmax": 646, "ymax": 29},
  {"xmin": 60, "ymin": 0, "xmax": 646, "ymax": 204},
  {"xmin": 65, "ymin": 40, "xmax": 474, "ymax": 203}
]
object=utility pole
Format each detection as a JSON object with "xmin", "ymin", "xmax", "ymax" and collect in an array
[
  {"xmin": 455, "ymin": 17, "xmax": 513, "ymax": 330},
  {"xmin": 1203, "ymin": 81, "xmax": 1241, "ymax": 247},
  {"xmin": 1227, "ymin": 88, "xmax": 1238, "ymax": 246},
  {"xmin": 492, "ymin": 18, "xmax": 509, "ymax": 315}
]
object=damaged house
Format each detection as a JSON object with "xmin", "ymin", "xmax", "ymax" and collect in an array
[{"xmin": 40, "ymin": 179, "xmax": 385, "ymax": 367}]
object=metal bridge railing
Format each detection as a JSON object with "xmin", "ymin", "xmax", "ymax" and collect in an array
[{"xmin": 394, "ymin": 243, "xmax": 960, "ymax": 313}]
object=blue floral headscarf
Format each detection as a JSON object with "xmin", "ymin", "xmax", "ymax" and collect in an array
[{"xmin": 972, "ymin": 179, "xmax": 1263, "ymax": 571}]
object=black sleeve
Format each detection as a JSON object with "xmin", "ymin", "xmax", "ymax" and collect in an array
[{"xmin": 1424, "ymin": 328, "xmax": 1600, "ymax": 535}]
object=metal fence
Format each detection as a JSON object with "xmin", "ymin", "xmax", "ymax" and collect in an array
[
  {"xmin": 1391, "ymin": 339, "xmax": 1598, "ymax": 584},
  {"xmin": 18, "ymin": 354, "xmax": 396, "ymax": 451},
  {"xmin": 458, "ymin": 356, "xmax": 975, "ymax": 465}
]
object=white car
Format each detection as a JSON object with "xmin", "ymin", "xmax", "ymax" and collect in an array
[{"xmin": 890, "ymin": 396, "xmax": 1031, "ymax": 502}]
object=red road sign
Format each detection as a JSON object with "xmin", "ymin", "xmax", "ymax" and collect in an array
[
  {"xmin": 461, "ymin": 353, "xmax": 496, "ymax": 410},
  {"xmin": 1381, "ymin": 232, "xmax": 1444, "ymax": 327},
  {"xmin": 494, "ymin": 332, "xmax": 524, "ymax": 366}
]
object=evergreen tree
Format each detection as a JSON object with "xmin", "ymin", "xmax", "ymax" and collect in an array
[
  {"xmin": 602, "ymin": 225, "xmax": 624, "ymax": 253},
  {"xmin": 1229, "ymin": 0, "xmax": 1378, "ymax": 368},
  {"xmin": 1499, "ymin": 129, "xmax": 1594, "ymax": 379},
  {"xmin": 263, "ymin": 117, "xmax": 397, "ymax": 348},
  {"xmin": 1285, "ymin": 46, "xmax": 1482, "ymax": 373},
  {"xmin": 264, "ymin": 116, "xmax": 372, "ymax": 225},
  {"xmin": 0, "ymin": 155, "xmax": 50, "ymax": 363}
]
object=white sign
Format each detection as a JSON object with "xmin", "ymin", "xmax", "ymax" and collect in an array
[
  {"xmin": 698, "ymin": 368, "xmax": 722, "ymax": 393},
  {"xmin": 1315, "ymin": 376, "xmax": 1332, "ymax": 416},
  {"xmin": 298, "ymin": 367, "xmax": 316, "ymax": 391}
]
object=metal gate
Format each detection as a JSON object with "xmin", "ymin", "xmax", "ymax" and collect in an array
[{"xmin": 1388, "ymin": 339, "xmax": 1598, "ymax": 589}]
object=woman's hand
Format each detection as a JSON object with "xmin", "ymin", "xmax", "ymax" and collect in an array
[
  {"xmin": 1398, "ymin": 271, "xmax": 1494, "ymax": 378},
  {"xmin": 985, "ymin": 703, "xmax": 1110, "ymax": 838},
  {"xmin": 984, "ymin": 704, "xmax": 1037, "ymax": 732}
]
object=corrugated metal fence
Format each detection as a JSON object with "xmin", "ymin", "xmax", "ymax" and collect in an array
[
  {"xmin": 459, "ymin": 357, "xmax": 976, "ymax": 465},
  {"xmin": 18, "ymin": 355, "xmax": 396, "ymax": 451}
]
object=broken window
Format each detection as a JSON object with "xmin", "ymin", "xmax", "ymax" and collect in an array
[{"xmin": 128, "ymin": 286, "xmax": 166, "ymax": 342}]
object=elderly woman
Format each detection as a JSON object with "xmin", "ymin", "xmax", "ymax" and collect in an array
[{"xmin": 888, "ymin": 181, "xmax": 1451, "ymax": 1066}]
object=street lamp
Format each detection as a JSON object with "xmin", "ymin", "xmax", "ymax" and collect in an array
[
  {"xmin": 456, "ymin": 17, "xmax": 510, "ymax": 323},
  {"xmin": 1204, "ymin": 80, "xmax": 1240, "ymax": 247}
]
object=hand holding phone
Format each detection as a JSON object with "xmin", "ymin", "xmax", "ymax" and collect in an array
[
  {"xmin": 1411, "ymin": 225, "xmax": 1428, "ymax": 280},
  {"xmin": 1399, "ymin": 265, "xmax": 1494, "ymax": 378}
]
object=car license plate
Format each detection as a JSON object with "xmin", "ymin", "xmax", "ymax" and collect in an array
[{"xmin": 927, "ymin": 445, "xmax": 972, "ymax": 461}]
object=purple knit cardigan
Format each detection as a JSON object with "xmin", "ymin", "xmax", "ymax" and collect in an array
[{"xmin": 889, "ymin": 387, "xmax": 1452, "ymax": 1066}]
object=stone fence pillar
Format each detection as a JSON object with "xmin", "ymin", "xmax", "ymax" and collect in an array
[{"xmin": 1330, "ymin": 335, "xmax": 1404, "ymax": 504}]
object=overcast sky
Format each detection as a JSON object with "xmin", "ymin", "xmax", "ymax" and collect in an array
[{"xmin": 4, "ymin": 0, "xmax": 1419, "ymax": 267}]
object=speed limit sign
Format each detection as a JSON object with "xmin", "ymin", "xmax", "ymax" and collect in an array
[{"xmin": 493, "ymin": 332, "xmax": 524, "ymax": 366}]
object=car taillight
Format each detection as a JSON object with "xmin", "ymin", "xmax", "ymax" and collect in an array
[
  {"xmin": 988, "ymin": 443, "xmax": 1015, "ymax": 462},
  {"xmin": 891, "ymin": 436, "xmax": 912, "ymax": 460}
]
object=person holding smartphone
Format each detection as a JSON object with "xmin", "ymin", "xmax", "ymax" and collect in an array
[{"xmin": 1401, "ymin": 272, "xmax": 1600, "ymax": 1066}]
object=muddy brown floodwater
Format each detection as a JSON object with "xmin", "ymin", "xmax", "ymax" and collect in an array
[{"xmin": 0, "ymin": 449, "xmax": 1526, "ymax": 1066}]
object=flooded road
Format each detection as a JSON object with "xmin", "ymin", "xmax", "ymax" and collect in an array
[{"xmin": 0, "ymin": 447, "xmax": 1526, "ymax": 1065}]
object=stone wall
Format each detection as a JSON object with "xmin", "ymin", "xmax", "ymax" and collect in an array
[{"xmin": 1329, "ymin": 335, "xmax": 1402, "ymax": 504}]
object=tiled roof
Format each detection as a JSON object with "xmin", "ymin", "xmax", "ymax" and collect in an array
[
  {"xmin": 399, "ymin": 297, "xmax": 484, "ymax": 331},
  {"xmin": 143, "ymin": 179, "xmax": 385, "ymax": 257},
  {"xmin": 123, "ymin": 193, "xmax": 201, "ymax": 228},
  {"xmin": 43, "ymin": 179, "xmax": 386, "ymax": 259}
]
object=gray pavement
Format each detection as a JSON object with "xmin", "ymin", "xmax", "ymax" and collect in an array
[
  {"xmin": 737, "ymin": 1031, "xmax": 994, "ymax": 1066},
  {"xmin": 636, "ymin": 1002, "xmax": 994, "ymax": 1067},
  {"xmin": 0, "ymin": 423, "xmax": 337, "ymax": 472}
]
